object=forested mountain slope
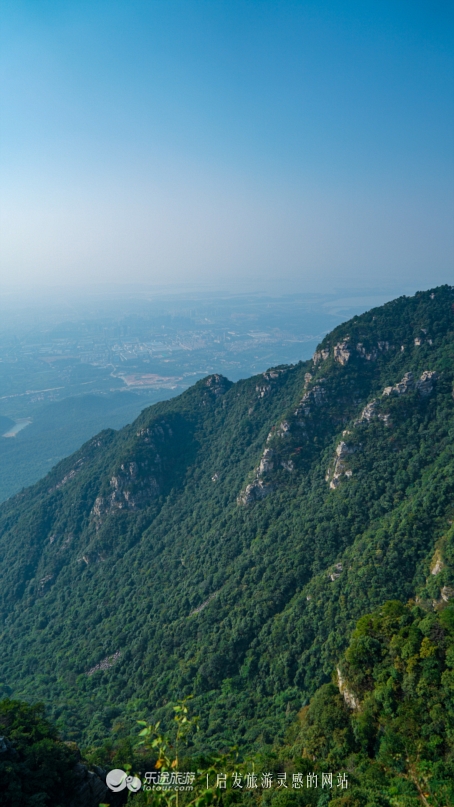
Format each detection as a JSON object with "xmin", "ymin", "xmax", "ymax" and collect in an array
[{"xmin": 0, "ymin": 286, "xmax": 453, "ymax": 750}]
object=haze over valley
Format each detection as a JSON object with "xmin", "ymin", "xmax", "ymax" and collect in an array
[{"xmin": 0, "ymin": 288, "xmax": 394, "ymax": 502}]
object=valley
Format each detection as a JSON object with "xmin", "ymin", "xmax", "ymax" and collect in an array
[{"xmin": 0, "ymin": 286, "xmax": 453, "ymax": 805}]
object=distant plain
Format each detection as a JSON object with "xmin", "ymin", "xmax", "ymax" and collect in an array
[{"xmin": 0, "ymin": 289, "xmax": 396, "ymax": 502}]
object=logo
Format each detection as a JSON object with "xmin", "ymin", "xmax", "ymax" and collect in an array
[{"xmin": 106, "ymin": 769, "xmax": 142, "ymax": 792}]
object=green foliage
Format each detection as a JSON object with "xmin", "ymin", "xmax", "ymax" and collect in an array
[
  {"xmin": 137, "ymin": 697, "xmax": 199, "ymax": 769},
  {"xmin": 0, "ymin": 391, "xmax": 159, "ymax": 504},
  {"xmin": 295, "ymin": 601, "xmax": 454, "ymax": 805},
  {"xmin": 0, "ymin": 698, "xmax": 79, "ymax": 806},
  {"xmin": 0, "ymin": 285, "xmax": 453, "ymax": 765}
]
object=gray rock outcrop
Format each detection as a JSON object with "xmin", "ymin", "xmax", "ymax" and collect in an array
[
  {"xmin": 205, "ymin": 374, "xmax": 229, "ymax": 395},
  {"xmin": 237, "ymin": 479, "xmax": 275, "ymax": 505},
  {"xmin": 441, "ymin": 586, "xmax": 454, "ymax": 603},
  {"xmin": 356, "ymin": 343, "xmax": 377, "ymax": 361},
  {"xmin": 383, "ymin": 370, "xmax": 437, "ymax": 397},
  {"xmin": 356, "ymin": 399, "xmax": 390, "ymax": 426},
  {"xmin": 416, "ymin": 370, "xmax": 438, "ymax": 396},
  {"xmin": 383, "ymin": 371, "xmax": 415, "ymax": 396},
  {"xmin": 259, "ymin": 448, "xmax": 274, "ymax": 474},
  {"xmin": 329, "ymin": 562, "xmax": 343, "ymax": 581},
  {"xmin": 357, "ymin": 400, "xmax": 379, "ymax": 422},
  {"xmin": 294, "ymin": 384, "xmax": 326, "ymax": 418},
  {"xmin": 313, "ymin": 348, "xmax": 329, "ymax": 364},
  {"xmin": 333, "ymin": 341, "xmax": 351, "ymax": 366},
  {"xmin": 91, "ymin": 420, "xmax": 178, "ymax": 524},
  {"xmin": 337, "ymin": 668, "xmax": 360, "ymax": 710},
  {"xmin": 356, "ymin": 340, "xmax": 391, "ymax": 361},
  {"xmin": 327, "ymin": 441, "xmax": 357, "ymax": 489}
]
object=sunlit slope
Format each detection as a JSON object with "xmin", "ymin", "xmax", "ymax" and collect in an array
[{"xmin": 0, "ymin": 286, "xmax": 453, "ymax": 748}]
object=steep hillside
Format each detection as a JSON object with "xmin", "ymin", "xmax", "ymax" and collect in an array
[
  {"xmin": 291, "ymin": 594, "xmax": 454, "ymax": 805},
  {"xmin": 0, "ymin": 286, "xmax": 453, "ymax": 751}
]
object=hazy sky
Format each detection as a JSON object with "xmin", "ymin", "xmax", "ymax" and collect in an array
[{"xmin": 0, "ymin": 1, "xmax": 453, "ymax": 294}]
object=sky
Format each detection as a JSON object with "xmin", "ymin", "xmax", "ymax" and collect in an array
[{"xmin": 0, "ymin": 0, "xmax": 453, "ymax": 295}]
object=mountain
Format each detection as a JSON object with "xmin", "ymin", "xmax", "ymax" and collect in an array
[
  {"xmin": 0, "ymin": 391, "xmax": 173, "ymax": 504},
  {"xmin": 0, "ymin": 285, "xmax": 453, "ymax": 759},
  {"xmin": 289, "ymin": 594, "xmax": 454, "ymax": 804}
]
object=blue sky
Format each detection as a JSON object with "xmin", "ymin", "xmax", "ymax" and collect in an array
[{"xmin": 0, "ymin": 0, "xmax": 453, "ymax": 293}]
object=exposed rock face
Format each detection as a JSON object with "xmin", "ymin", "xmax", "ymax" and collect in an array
[
  {"xmin": 329, "ymin": 562, "xmax": 343, "ymax": 581},
  {"xmin": 333, "ymin": 341, "xmax": 351, "ymax": 365},
  {"xmin": 86, "ymin": 650, "xmax": 121, "ymax": 677},
  {"xmin": 281, "ymin": 460, "xmax": 294, "ymax": 472},
  {"xmin": 383, "ymin": 372, "xmax": 415, "ymax": 396},
  {"xmin": 430, "ymin": 549, "xmax": 444, "ymax": 575},
  {"xmin": 111, "ymin": 462, "xmax": 161, "ymax": 504},
  {"xmin": 356, "ymin": 399, "xmax": 390, "ymax": 426},
  {"xmin": 137, "ymin": 423, "xmax": 172, "ymax": 441},
  {"xmin": 91, "ymin": 421, "xmax": 179, "ymax": 524},
  {"xmin": 356, "ymin": 343, "xmax": 377, "ymax": 361},
  {"xmin": 356, "ymin": 340, "xmax": 391, "ymax": 361},
  {"xmin": 294, "ymin": 384, "xmax": 326, "ymax": 418},
  {"xmin": 92, "ymin": 466, "xmax": 161, "ymax": 523},
  {"xmin": 416, "ymin": 370, "xmax": 438, "ymax": 396},
  {"xmin": 259, "ymin": 448, "xmax": 274, "ymax": 474},
  {"xmin": 189, "ymin": 590, "xmax": 220, "ymax": 616},
  {"xmin": 255, "ymin": 369, "xmax": 286, "ymax": 399},
  {"xmin": 40, "ymin": 574, "xmax": 53, "ymax": 589},
  {"xmin": 256, "ymin": 383, "xmax": 271, "ymax": 398},
  {"xmin": 311, "ymin": 384, "xmax": 326, "ymax": 405},
  {"xmin": 383, "ymin": 370, "xmax": 437, "ymax": 398},
  {"xmin": 263, "ymin": 369, "xmax": 286, "ymax": 381},
  {"xmin": 237, "ymin": 479, "xmax": 275, "ymax": 505},
  {"xmin": 377, "ymin": 341, "xmax": 390, "ymax": 352},
  {"xmin": 336, "ymin": 667, "xmax": 360, "ymax": 710},
  {"xmin": 313, "ymin": 348, "xmax": 329, "ymax": 364},
  {"xmin": 238, "ymin": 436, "xmax": 297, "ymax": 505},
  {"xmin": 239, "ymin": 398, "xmax": 301, "ymax": 503},
  {"xmin": 327, "ymin": 441, "xmax": 357, "ymax": 489},
  {"xmin": 277, "ymin": 420, "xmax": 291, "ymax": 436},
  {"xmin": 244, "ymin": 376, "xmax": 330, "ymax": 503},
  {"xmin": 441, "ymin": 586, "xmax": 454, "ymax": 603},
  {"xmin": 357, "ymin": 400, "xmax": 379, "ymax": 423},
  {"xmin": 205, "ymin": 374, "xmax": 229, "ymax": 395},
  {"xmin": 336, "ymin": 441, "xmax": 353, "ymax": 459},
  {"xmin": 266, "ymin": 420, "xmax": 293, "ymax": 442},
  {"xmin": 48, "ymin": 459, "xmax": 84, "ymax": 493}
]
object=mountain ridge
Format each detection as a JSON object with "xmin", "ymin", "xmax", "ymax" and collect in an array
[{"xmin": 0, "ymin": 285, "xmax": 453, "ymax": 752}]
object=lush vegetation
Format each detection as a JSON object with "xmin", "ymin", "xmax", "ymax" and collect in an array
[
  {"xmin": 0, "ymin": 699, "xmax": 79, "ymax": 806},
  {"xmin": 85, "ymin": 600, "xmax": 454, "ymax": 806},
  {"xmin": 291, "ymin": 599, "xmax": 454, "ymax": 805},
  {"xmin": 0, "ymin": 286, "xmax": 453, "ymax": 804},
  {"xmin": 3, "ymin": 595, "xmax": 453, "ymax": 805},
  {"xmin": 0, "ymin": 390, "xmax": 173, "ymax": 504}
]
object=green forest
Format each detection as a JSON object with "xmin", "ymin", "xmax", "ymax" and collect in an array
[
  {"xmin": 0, "ymin": 390, "xmax": 173, "ymax": 504},
  {"xmin": 1, "ymin": 286, "xmax": 454, "ymax": 805}
]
